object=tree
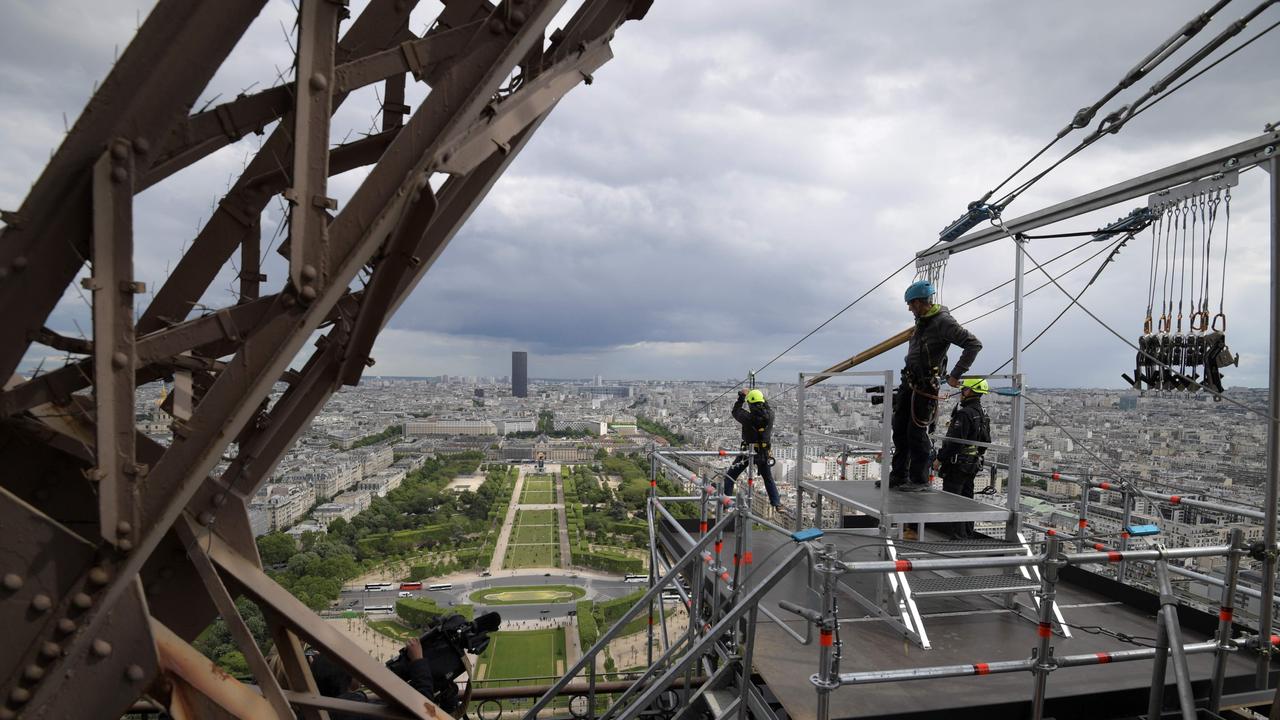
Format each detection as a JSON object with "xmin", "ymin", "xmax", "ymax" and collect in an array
[{"xmin": 256, "ymin": 533, "xmax": 297, "ymax": 566}]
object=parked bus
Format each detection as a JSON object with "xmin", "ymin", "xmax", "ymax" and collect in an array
[
  {"xmin": 427, "ymin": 583, "xmax": 453, "ymax": 591},
  {"xmin": 400, "ymin": 582, "xmax": 423, "ymax": 591},
  {"xmin": 624, "ymin": 575, "xmax": 648, "ymax": 584},
  {"xmin": 365, "ymin": 583, "xmax": 391, "ymax": 591},
  {"xmin": 364, "ymin": 605, "xmax": 394, "ymax": 614}
]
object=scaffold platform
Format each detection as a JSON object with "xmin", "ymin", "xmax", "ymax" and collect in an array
[
  {"xmin": 740, "ymin": 529, "xmax": 1266, "ymax": 720},
  {"xmin": 802, "ymin": 480, "xmax": 1010, "ymax": 526}
]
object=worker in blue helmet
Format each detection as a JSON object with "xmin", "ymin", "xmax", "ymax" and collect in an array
[
  {"xmin": 933, "ymin": 378, "xmax": 992, "ymax": 539},
  {"xmin": 888, "ymin": 279, "xmax": 983, "ymax": 493}
]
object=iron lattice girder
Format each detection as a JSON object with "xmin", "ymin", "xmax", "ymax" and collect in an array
[{"xmin": 0, "ymin": 0, "xmax": 650, "ymax": 717}]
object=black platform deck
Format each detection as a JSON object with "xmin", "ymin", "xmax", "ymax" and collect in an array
[
  {"xmin": 803, "ymin": 480, "xmax": 1010, "ymax": 524},
  {"xmin": 735, "ymin": 528, "xmax": 1266, "ymax": 720}
]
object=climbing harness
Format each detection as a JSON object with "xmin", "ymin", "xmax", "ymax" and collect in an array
[{"xmin": 1125, "ymin": 173, "xmax": 1238, "ymax": 396}]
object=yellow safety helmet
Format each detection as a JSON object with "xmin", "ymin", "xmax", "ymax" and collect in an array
[
  {"xmin": 960, "ymin": 378, "xmax": 989, "ymax": 395},
  {"xmin": 745, "ymin": 389, "xmax": 765, "ymax": 404}
]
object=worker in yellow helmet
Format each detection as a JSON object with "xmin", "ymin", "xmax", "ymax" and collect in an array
[
  {"xmin": 725, "ymin": 388, "xmax": 781, "ymax": 511},
  {"xmin": 934, "ymin": 378, "xmax": 992, "ymax": 539}
]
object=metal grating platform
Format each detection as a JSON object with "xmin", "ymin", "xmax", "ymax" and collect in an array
[
  {"xmin": 897, "ymin": 540, "xmax": 1023, "ymax": 556},
  {"xmin": 909, "ymin": 574, "xmax": 1041, "ymax": 597},
  {"xmin": 804, "ymin": 480, "xmax": 1011, "ymax": 524}
]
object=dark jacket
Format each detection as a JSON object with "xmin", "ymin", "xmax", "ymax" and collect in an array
[
  {"xmin": 732, "ymin": 398, "xmax": 774, "ymax": 446},
  {"xmin": 939, "ymin": 396, "xmax": 988, "ymax": 469},
  {"xmin": 903, "ymin": 304, "xmax": 982, "ymax": 383}
]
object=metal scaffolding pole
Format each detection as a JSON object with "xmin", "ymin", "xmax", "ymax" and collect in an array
[
  {"xmin": 796, "ymin": 373, "xmax": 807, "ymax": 530},
  {"xmin": 1264, "ymin": 154, "xmax": 1280, "ymax": 694}
]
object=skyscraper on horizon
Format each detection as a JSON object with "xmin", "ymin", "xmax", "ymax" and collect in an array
[{"xmin": 512, "ymin": 351, "xmax": 528, "ymax": 398}]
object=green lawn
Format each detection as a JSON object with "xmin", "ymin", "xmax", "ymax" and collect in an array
[
  {"xmin": 504, "ymin": 544, "xmax": 559, "ymax": 568},
  {"xmin": 519, "ymin": 492, "xmax": 556, "ymax": 504},
  {"xmin": 513, "ymin": 524, "xmax": 555, "ymax": 544},
  {"xmin": 475, "ymin": 629, "xmax": 566, "ymax": 685},
  {"xmin": 469, "ymin": 584, "xmax": 586, "ymax": 605},
  {"xmin": 517, "ymin": 509, "xmax": 556, "ymax": 524},
  {"xmin": 523, "ymin": 477, "xmax": 554, "ymax": 491},
  {"xmin": 368, "ymin": 619, "xmax": 418, "ymax": 641}
]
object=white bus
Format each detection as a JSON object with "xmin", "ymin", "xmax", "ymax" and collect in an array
[
  {"xmin": 427, "ymin": 583, "xmax": 453, "ymax": 591},
  {"xmin": 365, "ymin": 583, "xmax": 391, "ymax": 591},
  {"xmin": 624, "ymin": 575, "xmax": 648, "ymax": 584},
  {"xmin": 364, "ymin": 605, "xmax": 394, "ymax": 614}
]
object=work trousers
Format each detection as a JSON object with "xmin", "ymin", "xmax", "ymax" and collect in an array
[
  {"xmin": 936, "ymin": 465, "xmax": 977, "ymax": 538},
  {"xmin": 724, "ymin": 447, "xmax": 780, "ymax": 507},
  {"xmin": 889, "ymin": 380, "xmax": 936, "ymax": 487}
]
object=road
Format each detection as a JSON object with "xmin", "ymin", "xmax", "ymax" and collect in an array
[{"xmin": 337, "ymin": 571, "xmax": 645, "ymax": 621}]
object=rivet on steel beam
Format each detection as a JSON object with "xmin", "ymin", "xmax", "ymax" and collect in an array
[
  {"xmin": 212, "ymin": 492, "xmax": 228, "ymax": 507},
  {"xmin": 71, "ymin": 592, "xmax": 93, "ymax": 610},
  {"xmin": 408, "ymin": 256, "xmax": 422, "ymax": 267},
  {"xmin": 198, "ymin": 511, "xmax": 215, "ymax": 526},
  {"xmin": 0, "ymin": 708, "xmax": 15, "ymax": 720},
  {"xmin": 30, "ymin": 594, "xmax": 52, "ymax": 612},
  {"xmin": 309, "ymin": 73, "xmax": 328, "ymax": 91},
  {"xmin": 8, "ymin": 688, "xmax": 30, "ymax": 705},
  {"xmin": 39, "ymin": 641, "xmax": 60, "ymax": 659},
  {"xmin": 111, "ymin": 351, "xmax": 129, "ymax": 368},
  {"xmin": 508, "ymin": 10, "xmax": 527, "ymax": 28},
  {"xmin": 88, "ymin": 567, "xmax": 110, "ymax": 586},
  {"xmin": 110, "ymin": 166, "xmax": 129, "ymax": 183},
  {"xmin": 117, "ymin": 539, "xmax": 133, "ymax": 552},
  {"xmin": 158, "ymin": 566, "xmax": 175, "ymax": 580},
  {"xmin": 110, "ymin": 142, "xmax": 129, "ymax": 161},
  {"xmin": 23, "ymin": 665, "xmax": 43, "ymax": 682},
  {"xmin": 281, "ymin": 293, "xmax": 298, "ymax": 308},
  {"xmin": 117, "ymin": 521, "xmax": 132, "ymax": 535},
  {"xmin": 132, "ymin": 137, "xmax": 150, "ymax": 155},
  {"xmin": 364, "ymin": 357, "xmax": 376, "ymax": 367},
  {"xmin": 91, "ymin": 639, "xmax": 112, "ymax": 657},
  {"xmin": 488, "ymin": 17, "xmax": 506, "ymax": 33},
  {"xmin": 126, "ymin": 664, "xmax": 146, "ymax": 682},
  {"xmin": 56, "ymin": 618, "xmax": 76, "ymax": 635},
  {"xmin": 2, "ymin": 573, "xmax": 22, "ymax": 591},
  {"xmin": 300, "ymin": 285, "xmax": 318, "ymax": 302},
  {"xmin": 301, "ymin": 265, "xmax": 318, "ymax": 281},
  {"xmin": 11, "ymin": 255, "xmax": 27, "ymax": 271}
]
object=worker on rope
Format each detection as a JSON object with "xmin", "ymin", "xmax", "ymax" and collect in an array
[
  {"xmin": 889, "ymin": 280, "xmax": 983, "ymax": 492},
  {"xmin": 933, "ymin": 378, "xmax": 992, "ymax": 539},
  {"xmin": 725, "ymin": 388, "xmax": 782, "ymax": 512}
]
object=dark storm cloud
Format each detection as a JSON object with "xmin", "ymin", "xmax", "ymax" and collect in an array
[{"xmin": 3, "ymin": 1, "xmax": 1277, "ymax": 383}]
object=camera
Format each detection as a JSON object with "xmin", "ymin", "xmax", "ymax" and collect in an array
[{"xmin": 386, "ymin": 611, "xmax": 501, "ymax": 712}]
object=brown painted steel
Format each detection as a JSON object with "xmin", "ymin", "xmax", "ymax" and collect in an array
[
  {"xmin": 0, "ymin": 0, "xmax": 649, "ymax": 716},
  {"xmin": 91, "ymin": 142, "xmax": 140, "ymax": 548}
]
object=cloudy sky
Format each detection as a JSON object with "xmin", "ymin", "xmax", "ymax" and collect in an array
[{"xmin": 2, "ymin": 0, "xmax": 1278, "ymax": 386}]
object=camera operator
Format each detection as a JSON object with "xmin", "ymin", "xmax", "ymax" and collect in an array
[{"xmin": 311, "ymin": 638, "xmax": 435, "ymax": 720}]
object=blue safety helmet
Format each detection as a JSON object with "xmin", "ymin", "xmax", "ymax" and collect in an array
[{"xmin": 904, "ymin": 280, "xmax": 935, "ymax": 303}]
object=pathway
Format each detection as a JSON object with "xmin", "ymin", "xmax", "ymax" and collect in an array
[
  {"xmin": 555, "ymin": 470, "xmax": 572, "ymax": 567},
  {"xmin": 488, "ymin": 465, "xmax": 528, "ymax": 575}
]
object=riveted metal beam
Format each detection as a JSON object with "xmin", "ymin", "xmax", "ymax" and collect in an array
[{"xmin": 91, "ymin": 140, "xmax": 140, "ymax": 548}]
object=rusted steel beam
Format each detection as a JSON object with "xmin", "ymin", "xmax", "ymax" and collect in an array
[
  {"xmin": 139, "ymin": 0, "xmax": 418, "ymax": 334},
  {"xmin": 270, "ymin": 625, "xmax": 331, "ymax": 720},
  {"xmin": 152, "ymin": 620, "xmax": 278, "ymax": 720},
  {"xmin": 438, "ymin": 39, "xmax": 612, "ymax": 175},
  {"xmin": 288, "ymin": 0, "xmax": 343, "ymax": 294},
  {"xmin": 91, "ymin": 141, "xmax": 141, "ymax": 549},
  {"xmin": 338, "ymin": 186, "xmax": 436, "ymax": 385},
  {"xmin": 141, "ymin": 0, "xmax": 422, "ymax": 190},
  {"xmin": 205, "ymin": 531, "xmax": 437, "ymax": 719},
  {"xmin": 175, "ymin": 517, "xmax": 294, "ymax": 718},
  {"xmin": 50, "ymin": 7, "xmax": 569, "ymax": 700},
  {"xmin": 0, "ymin": 0, "xmax": 268, "ymax": 381}
]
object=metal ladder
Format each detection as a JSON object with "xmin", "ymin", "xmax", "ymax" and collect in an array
[{"xmin": 883, "ymin": 533, "xmax": 1071, "ymax": 649}]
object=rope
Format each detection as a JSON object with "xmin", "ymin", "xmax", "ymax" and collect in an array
[{"xmin": 993, "ymin": 215, "xmax": 1277, "ymax": 421}]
